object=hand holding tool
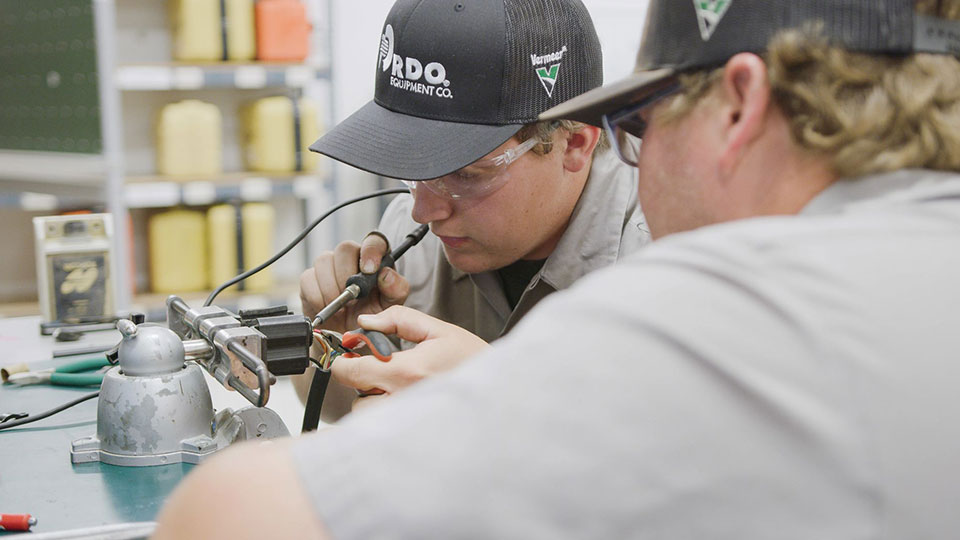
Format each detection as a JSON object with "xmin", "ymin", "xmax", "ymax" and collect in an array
[
  {"xmin": 312, "ymin": 224, "xmax": 429, "ymax": 328},
  {"xmin": 341, "ymin": 329, "xmax": 396, "ymax": 361},
  {"xmin": 313, "ymin": 328, "xmax": 396, "ymax": 364},
  {"xmin": 301, "ymin": 327, "xmax": 398, "ymax": 433}
]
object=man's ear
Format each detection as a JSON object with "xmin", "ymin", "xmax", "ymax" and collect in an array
[
  {"xmin": 562, "ymin": 125, "xmax": 600, "ymax": 173},
  {"xmin": 717, "ymin": 53, "xmax": 773, "ymax": 177}
]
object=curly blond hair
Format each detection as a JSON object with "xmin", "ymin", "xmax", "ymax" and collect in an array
[{"xmin": 660, "ymin": 6, "xmax": 960, "ymax": 178}]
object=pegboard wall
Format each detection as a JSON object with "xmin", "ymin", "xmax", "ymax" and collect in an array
[{"xmin": 0, "ymin": 0, "xmax": 102, "ymax": 154}]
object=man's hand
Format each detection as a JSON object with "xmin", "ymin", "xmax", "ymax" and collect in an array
[
  {"xmin": 332, "ymin": 305, "xmax": 490, "ymax": 400},
  {"xmin": 299, "ymin": 232, "xmax": 410, "ymax": 334}
]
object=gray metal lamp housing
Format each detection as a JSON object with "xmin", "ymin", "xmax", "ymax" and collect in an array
[{"xmin": 71, "ymin": 315, "xmax": 289, "ymax": 467}]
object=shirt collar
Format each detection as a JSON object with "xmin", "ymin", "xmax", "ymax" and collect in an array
[
  {"xmin": 539, "ymin": 150, "xmax": 639, "ymax": 290},
  {"xmin": 802, "ymin": 169, "xmax": 960, "ymax": 216}
]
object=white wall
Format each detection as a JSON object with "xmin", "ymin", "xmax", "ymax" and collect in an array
[
  {"xmin": 585, "ymin": 0, "xmax": 649, "ymax": 81},
  {"xmin": 326, "ymin": 0, "xmax": 649, "ymax": 239},
  {"xmin": 327, "ymin": 0, "xmax": 398, "ymax": 243}
]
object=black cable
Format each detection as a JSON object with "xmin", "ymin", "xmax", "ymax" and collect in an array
[
  {"xmin": 392, "ymin": 224, "xmax": 430, "ymax": 260},
  {"xmin": 204, "ymin": 187, "xmax": 411, "ymax": 307},
  {"xmin": 301, "ymin": 368, "xmax": 330, "ymax": 433},
  {"xmin": 0, "ymin": 391, "xmax": 99, "ymax": 431}
]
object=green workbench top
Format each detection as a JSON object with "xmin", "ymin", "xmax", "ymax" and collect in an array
[
  {"xmin": 0, "ymin": 317, "xmax": 184, "ymax": 534},
  {"xmin": 0, "ymin": 366, "xmax": 192, "ymax": 534},
  {"xmin": 0, "ymin": 316, "xmax": 307, "ymax": 535}
]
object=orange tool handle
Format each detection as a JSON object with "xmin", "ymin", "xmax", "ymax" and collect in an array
[
  {"xmin": 341, "ymin": 330, "xmax": 395, "ymax": 361},
  {"xmin": 0, "ymin": 514, "xmax": 36, "ymax": 531}
]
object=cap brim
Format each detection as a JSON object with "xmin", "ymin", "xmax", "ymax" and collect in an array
[
  {"xmin": 309, "ymin": 101, "xmax": 523, "ymax": 181},
  {"xmin": 539, "ymin": 68, "xmax": 676, "ymax": 127}
]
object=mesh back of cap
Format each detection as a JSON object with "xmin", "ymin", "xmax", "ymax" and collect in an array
[{"xmin": 501, "ymin": 0, "xmax": 604, "ymax": 123}]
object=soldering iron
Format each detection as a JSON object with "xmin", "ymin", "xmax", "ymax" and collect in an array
[{"xmin": 313, "ymin": 224, "xmax": 429, "ymax": 328}]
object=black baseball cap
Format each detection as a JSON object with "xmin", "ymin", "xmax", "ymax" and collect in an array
[
  {"xmin": 310, "ymin": 0, "xmax": 603, "ymax": 181},
  {"xmin": 542, "ymin": 0, "xmax": 960, "ymax": 126}
]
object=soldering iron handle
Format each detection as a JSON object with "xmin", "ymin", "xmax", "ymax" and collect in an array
[
  {"xmin": 314, "ymin": 224, "xmax": 430, "ymax": 328},
  {"xmin": 342, "ymin": 224, "xmax": 428, "ymax": 300},
  {"xmin": 344, "ymin": 253, "xmax": 395, "ymax": 299},
  {"xmin": 392, "ymin": 224, "xmax": 430, "ymax": 260}
]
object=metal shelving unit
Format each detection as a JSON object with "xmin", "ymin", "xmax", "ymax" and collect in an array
[
  {"xmin": 0, "ymin": 0, "xmax": 335, "ymax": 311},
  {"xmin": 115, "ymin": 62, "xmax": 329, "ymax": 90}
]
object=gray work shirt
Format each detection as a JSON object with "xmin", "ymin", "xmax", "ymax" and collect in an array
[
  {"xmin": 294, "ymin": 169, "xmax": 960, "ymax": 538},
  {"xmin": 319, "ymin": 150, "xmax": 649, "ymax": 420},
  {"xmin": 384, "ymin": 149, "xmax": 649, "ymax": 340}
]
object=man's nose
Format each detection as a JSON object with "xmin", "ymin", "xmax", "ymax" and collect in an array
[{"xmin": 410, "ymin": 183, "xmax": 453, "ymax": 224}]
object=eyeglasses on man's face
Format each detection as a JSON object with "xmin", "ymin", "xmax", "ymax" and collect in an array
[
  {"xmin": 401, "ymin": 136, "xmax": 540, "ymax": 200},
  {"xmin": 602, "ymin": 82, "xmax": 681, "ymax": 167}
]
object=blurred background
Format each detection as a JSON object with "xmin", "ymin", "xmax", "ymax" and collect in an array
[{"xmin": 0, "ymin": 0, "xmax": 648, "ymax": 320}]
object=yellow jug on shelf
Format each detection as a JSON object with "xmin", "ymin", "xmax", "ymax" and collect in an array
[
  {"xmin": 242, "ymin": 96, "xmax": 320, "ymax": 173},
  {"xmin": 156, "ymin": 100, "xmax": 223, "ymax": 177},
  {"xmin": 171, "ymin": 0, "xmax": 256, "ymax": 61},
  {"xmin": 148, "ymin": 209, "xmax": 208, "ymax": 293},
  {"xmin": 207, "ymin": 202, "xmax": 275, "ymax": 292}
]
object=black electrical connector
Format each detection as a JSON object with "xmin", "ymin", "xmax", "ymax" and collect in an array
[{"xmin": 240, "ymin": 306, "xmax": 312, "ymax": 376}]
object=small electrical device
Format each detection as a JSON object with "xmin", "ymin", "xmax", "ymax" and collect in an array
[{"xmin": 33, "ymin": 214, "xmax": 116, "ymax": 325}]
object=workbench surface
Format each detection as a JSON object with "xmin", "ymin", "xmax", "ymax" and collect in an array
[{"xmin": 0, "ymin": 316, "xmax": 307, "ymax": 535}]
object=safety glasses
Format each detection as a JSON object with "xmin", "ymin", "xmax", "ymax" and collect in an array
[
  {"xmin": 401, "ymin": 136, "xmax": 540, "ymax": 200},
  {"xmin": 602, "ymin": 82, "xmax": 681, "ymax": 167}
]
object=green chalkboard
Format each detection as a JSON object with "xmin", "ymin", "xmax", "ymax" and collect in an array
[{"xmin": 0, "ymin": 0, "xmax": 102, "ymax": 154}]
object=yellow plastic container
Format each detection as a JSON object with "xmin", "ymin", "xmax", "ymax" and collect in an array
[
  {"xmin": 149, "ymin": 209, "xmax": 208, "ymax": 293},
  {"xmin": 156, "ymin": 100, "xmax": 223, "ymax": 177},
  {"xmin": 207, "ymin": 203, "xmax": 275, "ymax": 292},
  {"xmin": 171, "ymin": 0, "xmax": 256, "ymax": 61},
  {"xmin": 242, "ymin": 96, "xmax": 320, "ymax": 172}
]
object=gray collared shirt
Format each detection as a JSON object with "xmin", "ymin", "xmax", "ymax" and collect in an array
[
  {"xmin": 295, "ymin": 169, "xmax": 960, "ymax": 538},
  {"xmin": 318, "ymin": 150, "xmax": 648, "ymax": 421}
]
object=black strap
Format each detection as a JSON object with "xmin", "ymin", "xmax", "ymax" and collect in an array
[
  {"xmin": 301, "ymin": 368, "xmax": 331, "ymax": 432},
  {"xmin": 219, "ymin": 0, "xmax": 229, "ymax": 61},
  {"xmin": 234, "ymin": 202, "xmax": 245, "ymax": 291},
  {"xmin": 290, "ymin": 95, "xmax": 303, "ymax": 171}
]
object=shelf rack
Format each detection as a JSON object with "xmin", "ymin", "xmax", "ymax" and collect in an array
[{"xmin": 0, "ymin": 0, "xmax": 335, "ymax": 311}]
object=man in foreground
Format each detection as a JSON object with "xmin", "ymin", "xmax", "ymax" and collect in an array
[{"xmin": 156, "ymin": 0, "xmax": 960, "ymax": 537}]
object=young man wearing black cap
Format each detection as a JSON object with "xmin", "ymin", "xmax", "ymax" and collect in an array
[
  {"xmin": 295, "ymin": 0, "xmax": 648, "ymax": 415},
  {"xmin": 156, "ymin": 1, "xmax": 960, "ymax": 538}
]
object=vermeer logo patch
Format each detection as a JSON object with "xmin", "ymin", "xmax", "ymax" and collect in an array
[
  {"xmin": 531, "ymin": 46, "xmax": 567, "ymax": 98},
  {"xmin": 378, "ymin": 24, "xmax": 453, "ymax": 99},
  {"xmin": 693, "ymin": 0, "xmax": 732, "ymax": 41}
]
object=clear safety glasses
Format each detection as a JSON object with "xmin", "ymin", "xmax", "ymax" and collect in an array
[
  {"xmin": 401, "ymin": 136, "xmax": 540, "ymax": 200},
  {"xmin": 602, "ymin": 83, "xmax": 681, "ymax": 167}
]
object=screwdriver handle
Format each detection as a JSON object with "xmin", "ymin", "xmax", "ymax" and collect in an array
[{"xmin": 344, "ymin": 253, "xmax": 395, "ymax": 299}]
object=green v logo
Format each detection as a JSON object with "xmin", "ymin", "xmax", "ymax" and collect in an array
[
  {"xmin": 693, "ymin": 0, "xmax": 732, "ymax": 41},
  {"xmin": 536, "ymin": 63, "xmax": 561, "ymax": 97}
]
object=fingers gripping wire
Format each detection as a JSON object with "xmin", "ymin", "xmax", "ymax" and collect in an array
[{"xmin": 303, "ymin": 327, "xmax": 397, "ymax": 433}]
